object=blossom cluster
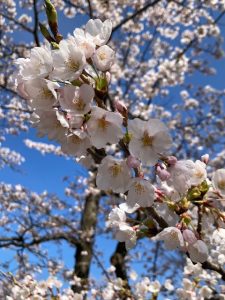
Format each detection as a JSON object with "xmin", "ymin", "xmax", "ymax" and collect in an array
[
  {"xmin": 14, "ymin": 18, "xmax": 117, "ymax": 158},
  {"xmin": 14, "ymin": 16, "xmax": 225, "ymax": 268}
]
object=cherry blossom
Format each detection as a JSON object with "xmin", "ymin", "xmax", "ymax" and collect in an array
[
  {"xmin": 212, "ymin": 169, "xmax": 225, "ymax": 196},
  {"xmin": 108, "ymin": 206, "xmax": 137, "ymax": 249},
  {"xmin": 85, "ymin": 19, "xmax": 112, "ymax": 46},
  {"xmin": 187, "ymin": 240, "xmax": 209, "ymax": 263},
  {"xmin": 51, "ymin": 39, "xmax": 86, "ymax": 81},
  {"xmin": 15, "ymin": 46, "xmax": 53, "ymax": 80},
  {"xmin": 96, "ymin": 156, "xmax": 131, "ymax": 193},
  {"xmin": 154, "ymin": 227, "xmax": 185, "ymax": 250},
  {"xmin": 126, "ymin": 178, "xmax": 155, "ymax": 208},
  {"xmin": 87, "ymin": 107, "xmax": 123, "ymax": 149},
  {"xmin": 93, "ymin": 45, "xmax": 115, "ymax": 71},
  {"xmin": 59, "ymin": 84, "xmax": 94, "ymax": 114},
  {"xmin": 24, "ymin": 78, "xmax": 59, "ymax": 111},
  {"xmin": 73, "ymin": 28, "xmax": 96, "ymax": 59},
  {"xmin": 61, "ymin": 131, "xmax": 91, "ymax": 157},
  {"xmin": 128, "ymin": 118, "xmax": 172, "ymax": 165}
]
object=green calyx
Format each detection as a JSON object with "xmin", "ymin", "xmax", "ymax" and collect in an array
[
  {"xmin": 95, "ymin": 76, "xmax": 108, "ymax": 92},
  {"xmin": 187, "ymin": 180, "xmax": 209, "ymax": 202}
]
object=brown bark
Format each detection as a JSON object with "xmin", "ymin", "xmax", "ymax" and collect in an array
[
  {"xmin": 110, "ymin": 242, "xmax": 133, "ymax": 299},
  {"xmin": 72, "ymin": 192, "xmax": 100, "ymax": 293}
]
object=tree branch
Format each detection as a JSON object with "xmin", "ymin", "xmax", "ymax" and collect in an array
[
  {"xmin": 33, "ymin": 0, "xmax": 40, "ymax": 46},
  {"xmin": 72, "ymin": 192, "xmax": 101, "ymax": 294},
  {"xmin": 202, "ymin": 261, "xmax": 225, "ymax": 281},
  {"xmin": 112, "ymin": 0, "xmax": 162, "ymax": 34},
  {"xmin": 110, "ymin": 242, "xmax": 133, "ymax": 299}
]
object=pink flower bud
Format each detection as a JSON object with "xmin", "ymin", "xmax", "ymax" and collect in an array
[
  {"xmin": 17, "ymin": 82, "xmax": 29, "ymax": 100},
  {"xmin": 155, "ymin": 189, "xmax": 164, "ymax": 199},
  {"xmin": 126, "ymin": 155, "xmax": 140, "ymax": 169},
  {"xmin": 201, "ymin": 154, "xmax": 209, "ymax": 165},
  {"xmin": 156, "ymin": 166, "xmax": 171, "ymax": 181},
  {"xmin": 106, "ymin": 72, "xmax": 111, "ymax": 83},
  {"xmin": 183, "ymin": 229, "xmax": 197, "ymax": 245},
  {"xmin": 167, "ymin": 156, "xmax": 177, "ymax": 166},
  {"xmin": 114, "ymin": 100, "xmax": 127, "ymax": 115},
  {"xmin": 176, "ymin": 223, "xmax": 182, "ymax": 230}
]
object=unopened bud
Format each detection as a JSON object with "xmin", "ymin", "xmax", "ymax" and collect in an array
[
  {"xmin": 167, "ymin": 156, "xmax": 177, "ymax": 166},
  {"xmin": 106, "ymin": 72, "xmax": 111, "ymax": 84},
  {"xmin": 155, "ymin": 189, "xmax": 165, "ymax": 202},
  {"xmin": 156, "ymin": 166, "xmax": 171, "ymax": 181},
  {"xmin": 183, "ymin": 229, "xmax": 197, "ymax": 245},
  {"xmin": 45, "ymin": 0, "xmax": 57, "ymax": 24},
  {"xmin": 44, "ymin": 0, "xmax": 62, "ymax": 42},
  {"xmin": 114, "ymin": 100, "xmax": 127, "ymax": 114},
  {"xmin": 17, "ymin": 82, "xmax": 29, "ymax": 100},
  {"xmin": 176, "ymin": 223, "xmax": 182, "ymax": 230},
  {"xmin": 201, "ymin": 154, "xmax": 209, "ymax": 165},
  {"xmin": 126, "ymin": 155, "xmax": 140, "ymax": 169}
]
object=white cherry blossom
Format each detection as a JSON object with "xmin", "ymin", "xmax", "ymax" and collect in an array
[
  {"xmin": 154, "ymin": 227, "xmax": 185, "ymax": 250},
  {"xmin": 24, "ymin": 78, "xmax": 59, "ymax": 111},
  {"xmin": 85, "ymin": 19, "xmax": 112, "ymax": 46},
  {"xmin": 96, "ymin": 156, "xmax": 132, "ymax": 193},
  {"xmin": 128, "ymin": 118, "xmax": 172, "ymax": 165},
  {"xmin": 183, "ymin": 229, "xmax": 197, "ymax": 245},
  {"xmin": 67, "ymin": 113, "xmax": 84, "ymax": 129},
  {"xmin": 187, "ymin": 240, "xmax": 209, "ymax": 263},
  {"xmin": 51, "ymin": 39, "xmax": 86, "ymax": 81},
  {"xmin": 115, "ymin": 223, "xmax": 137, "ymax": 250},
  {"xmin": 87, "ymin": 107, "xmax": 123, "ymax": 149},
  {"xmin": 108, "ymin": 206, "xmax": 136, "ymax": 249},
  {"xmin": 212, "ymin": 169, "xmax": 225, "ymax": 196},
  {"xmin": 61, "ymin": 130, "xmax": 91, "ymax": 157},
  {"xmin": 108, "ymin": 206, "xmax": 126, "ymax": 227},
  {"xmin": 33, "ymin": 110, "xmax": 66, "ymax": 142},
  {"xmin": 167, "ymin": 160, "xmax": 196, "ymax": 194},
  {"xmin": 15, "ymin": 46, "xmax": 53, "ymax": 80},
  {"xmin": 92, "ymin": 45, "xmax": 115, "ymax": 71},
  {"xmin": 188, "ymin": 160, "xmax": 207, "ymax": 186},
  {"xmin": 73, "ymin": 29, "xmax": 96, "ymax": 58},
  {"xmin": 59, "ymin": 84, "xmax": 94, "ymax": 114},
  {"xmin": 127, "ymin": 178, "xmax": 155, "ymax": 208}
]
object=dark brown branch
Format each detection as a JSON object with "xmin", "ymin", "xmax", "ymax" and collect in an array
[
  {"xmin": 33, "ymin": 0, "xmax": 40, "ymax": 46},
  {"xmin": 147, "ymin": 207, "xmax": 168, "ymax": 228},
  {"xmin": 110, "ymin": 242, "xmax": 133, "ymax": 299},
  {"xmin": 0, "ymin": 233, "xmax": 78, "ymax": 249},
  {"xmin": 197, "ymin": 205, "xmax": 203, "ymax": 238},
  {"xmin": 110, "ymin": 242, "xmax": 128, "ymax": 280},
  {"xmin": 112, "ymin": 0, "xmax": 162, "ymax": 34},
  {"xmin": 0, "ymin": 12, "xmax": 33, "ymax": 33},
  {"xmin": 152, "ymin": 241, "xmax": 160, "ymax": 281},
  {"xmin": 87, "ymin": 0, "xmax": 93, "ymax": 18},
  {"xmin": 202, "ymin": 261, "xmax": 225, "ymax": 281}
]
